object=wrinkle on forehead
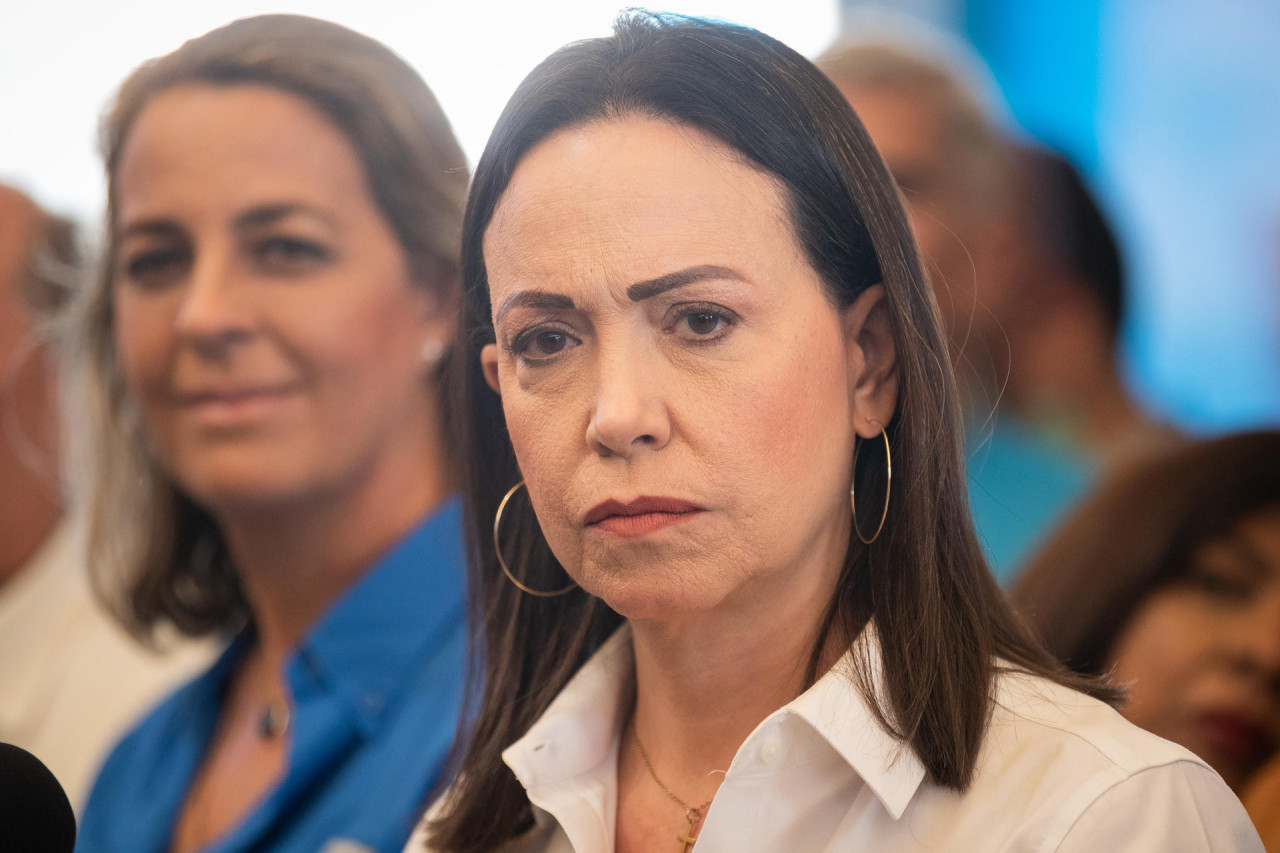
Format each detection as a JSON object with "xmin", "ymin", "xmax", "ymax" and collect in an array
[{"xmin": 481, "ymin": 115, "xmax": 805, "ymax": 312}]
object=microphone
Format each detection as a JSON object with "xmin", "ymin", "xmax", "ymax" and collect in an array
[{"xmin": 0, "ymin": 742, "xmax": 76, "ymax": 853}]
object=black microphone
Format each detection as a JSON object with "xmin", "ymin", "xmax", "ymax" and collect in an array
[{"xmin": 0, "ymin": 742, "xmax": 76, "ymax": 853}]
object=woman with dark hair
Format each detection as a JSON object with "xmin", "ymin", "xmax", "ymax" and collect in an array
[
  {"xmin": 69, "ymin": 15, "xmax": 469, "ymax": 853},
  {"xmin": 418, "ymin": 12, "xmax": 1258, "ymax": 853},
  {"xmin": 1014, "ymin": 431, "xmax": 1280, "ymax": 796}
]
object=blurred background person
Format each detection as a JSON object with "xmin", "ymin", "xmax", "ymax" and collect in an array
[
  {"xmin": 69, "ymin": 15, "xmax": 469, "ymax": 853},
  {"xmin": 1013, "ymin": 431, "xmax": 1280, "ymax": 795},
  {"xmin": 0, "ymin": 183, "xmax": 210, "ymax": 809},
  {"xmin": 820, "ymin": 32, "xmax": 1175, "ymax": 580},
  {"xmin": 993, "ymin": 144, "xmax": 1180, "ymax": 469}
]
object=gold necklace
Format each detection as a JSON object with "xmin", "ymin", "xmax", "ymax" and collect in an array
[{"xmin": 632, "ymin": 728, "xmax": 715, "ymax": 853}]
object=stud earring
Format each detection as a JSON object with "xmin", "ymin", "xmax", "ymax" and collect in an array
[{"xmin": 420, "ymin": 339, "xmax": 446, "ymax": 365}]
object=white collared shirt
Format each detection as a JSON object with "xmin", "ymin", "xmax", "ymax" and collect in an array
[{"xmin": 412, "ymin": 625, "xmax": 1262, "ymax": 852}]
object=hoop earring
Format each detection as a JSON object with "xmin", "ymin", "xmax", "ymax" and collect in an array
[
  {"xmin": 493, "ymin": 480, "xmax": 577, "ymax": 597},
  {"xmin": 850, "ymin": 426, "xmax": 892, "ymax": 545}
]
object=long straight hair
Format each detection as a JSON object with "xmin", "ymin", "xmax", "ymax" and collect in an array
[{"xmin": 431, "ymin": 12, "xmax": 1108, "ymax": 851}]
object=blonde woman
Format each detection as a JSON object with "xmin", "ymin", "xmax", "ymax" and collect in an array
[{"xmin": 71, "ymin": 15, "xmax": 468, "ymax": 853}]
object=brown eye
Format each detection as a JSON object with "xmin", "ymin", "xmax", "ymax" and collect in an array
[
  {"xmin": 122, "ymin": 246, "xmax": 189, "ymax": 289},
  {"xmin": 686, "ymin": 312, "xmax": 722, "ymax": 335},
  {"xmin": 534, "ymin": 330, "xmax": 570, "ymax": 354},
  {"xmin": 509, "ymin": 324, "xmax": 581, "ymax": 364},
  {"xmin": 1183, "ymin": 565, "xmax": 1255, "ymax": 604},
  {"xmin": 255, "ymin": 236, "xmax": 331, "ymax": 273},
  {"xmin": 668, "ymin": 303, "xmax": 737, "ymax": 341}
]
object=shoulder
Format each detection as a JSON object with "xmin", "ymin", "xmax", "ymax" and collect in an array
[
  {"xmin": 985, "ymin": 667, "xmax": 1191, "ymax": 778},
  {"xmin": 954, "ymin": 669, "xmax": 1262, "ymax": 850}
]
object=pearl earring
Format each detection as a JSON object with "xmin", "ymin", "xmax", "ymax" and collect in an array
[{"xmin": 420, "ymin": 339, "xmax": 446, "ymax": 365}]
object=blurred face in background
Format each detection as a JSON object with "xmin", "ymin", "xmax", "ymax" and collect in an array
[
  {"xmin": 837, "ymin": 83, "xmax": 1013, "ymax": 379},
  {"xmin": 480, "ymin": 116, "xmax": 877, "ymax": 623},
  {"xmin": 1108, "ymin": 504, "xmax": 1280, "ymax": 790},
  {"xmin": 0, "ymin": 187, "xmax": 61, "ymax": 584},
  {"xmin": 112, "ymin": 83, "xmax": 444, "ymax": 515}
]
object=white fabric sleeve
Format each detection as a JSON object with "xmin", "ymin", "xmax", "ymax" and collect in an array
[{"xmin": 1057, "ymin": 760, "xmax": 1264, "ymax": 852}]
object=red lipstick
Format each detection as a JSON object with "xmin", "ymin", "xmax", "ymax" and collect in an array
[
  {"xmin": 584, "ymin": 497, "xmax": 703, "ymax": 538},
  {"xmin": 1197, "ymin": 711, "xmax": 1274, "ymax": 768}
]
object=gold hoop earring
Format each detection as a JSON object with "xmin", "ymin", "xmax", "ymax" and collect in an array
[
  {"xmin": 493, "ymin": 480, "xmax": 577, "ymax": 597},
  {"xmin": 850, "ymin": 426, "xmax": 892, "ymax": 545}
]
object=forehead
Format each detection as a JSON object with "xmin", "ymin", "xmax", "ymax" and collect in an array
[
  {"xmin": 483, "ymin": 116, "xmax": 802, "ymax": 298},
  {"xmin": 115, "ymin": 83, "xmax": 370, "ymax": 221},
  {"xmin": 840, "ymin": 85, "xmax": 947, "ymax": 165}
]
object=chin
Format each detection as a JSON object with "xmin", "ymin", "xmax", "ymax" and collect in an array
[
  {"xmin": 583, "ymin": 567, "xmax": 727, "ymax": 623},
  {"xmin": 176, "ymin": 462, "xmax": 317, "ymax": 514}
]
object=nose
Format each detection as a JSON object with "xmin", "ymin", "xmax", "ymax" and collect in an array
[
  {"xmin": 584, "ymin": 345, "xmax": 670, "ymax": 459},
  {"xmin": 174, "ymin": 252, "xmax": 254, "ymax": 355}
]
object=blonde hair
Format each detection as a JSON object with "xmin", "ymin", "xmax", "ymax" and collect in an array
[{"xmin": 63, "ymin": 14, "xmax": 468, "ymax": 640}]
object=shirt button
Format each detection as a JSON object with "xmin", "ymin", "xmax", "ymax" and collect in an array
[
  {"xmin": 361, "ymin": 692, "xmax": 385, "ymax": 713},
  {"xmin": 759, "ymin": 736, "xmax": 784, "ymax": 764}
]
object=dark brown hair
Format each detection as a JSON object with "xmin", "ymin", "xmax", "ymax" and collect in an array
[
  {"xmin": 64, "ymin": 14, "xmax": 468, "ymax": 640},
  {"xmin": 1014, "ymin": 431, "xmax": 1280, "ymax": 675},
  {"xmin": 1010, "ymin": 144, "xmax": 1126, "ymax": 345},
  {"xmin": 430, "ymin": 13, "xmax": 1108, "ymax": 851}
]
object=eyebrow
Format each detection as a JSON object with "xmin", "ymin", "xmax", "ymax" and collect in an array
[
  {"xmin": 235, "ymin": 203, "xmax": 338, "ymax": 231},
  {"xmin": 117, "ymin": 203, "xmax": 338, "ymax": 242},
  {"xmin": 625, "ymin": 264, "xmax": 746, "ymax": 302},
  {"xmin": 495, "ymin": 290, "xmax": 576, "ymax": 323},
  {"xmin": 494, "ymin": 264, "xmax": 746, "ymax": 324}
]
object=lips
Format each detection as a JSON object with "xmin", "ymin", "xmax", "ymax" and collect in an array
[
  {"xmin": 173, "ymin": 382, "xmax": 301, "ymax": 403},
  {"xmin": 1197, "ymin": 710, "xmax": 1275, "ymax": 768},
  {"xmin": 584, "ymin": 496, "xmax": 704, "ymax": 538},
  {"xmin": 170, "ymin": 383, "xmax": 302, "ymax": 425}
]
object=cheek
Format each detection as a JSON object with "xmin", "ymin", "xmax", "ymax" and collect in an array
[
  {"xmin": 302, "ymin": 282, "xmax": 427, "ymax": 395},
  {"xmin": 1110, "ymin": 596, "xmax": 1211, "ymax": 726},
  {"xmin": 503, "ymin": 386, "xmax": 580, "ymax": 494},
  {"xmin": 112, "ymin": 291, "xmax": 173, "ymax": 395},
  {"xmin": 731, "ymin": 324, "xmax": 853, "ymax": 474}
]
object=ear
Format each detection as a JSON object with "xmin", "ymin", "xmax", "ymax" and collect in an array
[
  {"xmin": 414, "ymin": 278, "xmax": 459, "ymax": 360},
  {"xmin": 842, "ymin": 284, "xmax": 899, "ymax": 438},
  {"xmin": 480, "ymin": 343, "xmax": 502, "ymax": 395}
]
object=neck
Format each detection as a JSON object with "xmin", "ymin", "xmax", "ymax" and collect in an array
[
  {"xmin": 1004, "ymin": 306, "xmax": 1159, "ymax": 465},
  {"xmin": 216, "ymin": 451, "xmax": 448, "ymax": 673},
  {"xmin": 626, "ymin": 544, "xmax": 850, "ymax": 799}
]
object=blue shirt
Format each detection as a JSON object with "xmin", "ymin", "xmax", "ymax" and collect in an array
[
  {"xmin": 76, "ymin": 498, "xmax": 468, "ymax": 853},
  {"xmin": 967, "ymin": 416, "xmax": 1096, "ymax": 584}
]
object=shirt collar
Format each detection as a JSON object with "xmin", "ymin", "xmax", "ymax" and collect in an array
[
  {"xmin": 783, "ymin": 624, "xmax": 927, "ymax": 819},
  {"xmin": 502, "ymin": 627, "xmax": 634, "ymax": 795},
  {"xmin": 287, "ymin": 496, "xmax": 466, "ymax": 735},
  {"xmin": 503, "ymin": 620, "xmax": 927, "ymax": 822}
]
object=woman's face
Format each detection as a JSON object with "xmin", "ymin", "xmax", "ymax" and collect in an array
[
  {"xmin": 113, "ymin": 84, "xmax": 447, "ymax": 513},
  {"xmin": 1109, "ymin": 504, "xmax": 1280, "ymax": 789},
  {"xmin": 480, "ymin": 116, "xmax": 896, "ymax": 621}
]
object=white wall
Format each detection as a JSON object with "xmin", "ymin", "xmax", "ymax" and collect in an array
[{"xmin": 0, "ymin": 0, "xmax": 837, "ymax": 223}]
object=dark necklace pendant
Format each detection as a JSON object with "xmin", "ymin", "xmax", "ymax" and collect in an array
[{"xmin": 258, "ymin": 703, "xmax": 291, "ymax": 739}]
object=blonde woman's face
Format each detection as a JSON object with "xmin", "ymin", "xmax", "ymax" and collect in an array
[
  {"xmin": 480, "ymin": 116, "xmax": 894, "ymax": 621},
  {"xmin": 1109, "ymin": 504, "xmax": 1280, "ymax": 790},
  {"xmin": 112, "ymin": 84, "xmax": 446, "ymax": 514}
]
